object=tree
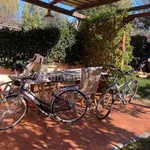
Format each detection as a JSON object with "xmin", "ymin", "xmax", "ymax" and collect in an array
[
  {"xmin": 0, "ymin": 0, "xmax": 20, "ymax": 24},
  {"xmin": 131, "ymin": 35, "xmax": 150, "ymax": 61},
  {"xmin": 131, "ymin": 0, "xmax": 150, "ymax": 35},
  {"xmin": 22, "ymin": 3, "xmax": 46, "ymax": 29},
  {"xmin": 46, "ymin": 18, "xmax": 83, "ymax": 64},
  {"xmin": 42, "ymin": 12, "xmax": 67, "ymax": 29},
  {"xmin": 111, "ymin": 0, "xmax": 131, "ymax": 9},
  {"xmin": 21, "ymin": 3, "xmax": 82, "ymax": 64}
]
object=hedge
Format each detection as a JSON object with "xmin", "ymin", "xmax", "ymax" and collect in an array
[{"xmin": 0, "ymin": 26, "xmax": 83, "ymax": 68}]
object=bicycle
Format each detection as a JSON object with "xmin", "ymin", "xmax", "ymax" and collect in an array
[
  {"xmin": 96, "ymin": 65, "xmax": 138, "ymax": 120},
  {"xmin": 0, "ymin": 76, "xmax": 88, "ymax": 130}
]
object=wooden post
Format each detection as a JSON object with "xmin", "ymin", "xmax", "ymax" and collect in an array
[{"xmin": 121, "ymin": 33, "xmax": 126, "ymax": 69}]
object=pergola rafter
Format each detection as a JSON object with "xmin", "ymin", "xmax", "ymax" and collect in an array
[
  {"xmin": 22, "ymin": 0, "xmax": 121, "ymax": 19},
  {"xmin": 23, "ymin": 0, "xmax": 86, "ymax": 19},
  {"xmin": 126, "ymin": 12, "xmax": 150, "ymax": 23},
  {"xmin": 22, "ymin": 0, "xmax": 150, "ymax": 21},
  {"xmin": 129, "ymin": 4, "xmax": 150, "ymax": 12},
  {"xmin": 49, "ymin": 0, "xmax": 63, "ymax": 6},
  {"xmin": 127, "ymin": 4, "xmax": 150, "ymax": 22},
  {"xmin": 72, "ymin": 0, "xmax": 120, "ymax": 12}
]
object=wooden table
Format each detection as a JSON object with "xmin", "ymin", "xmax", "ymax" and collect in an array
[
  {"xmin": 36, "ymin": 69, "xmax": 81, "ymax": 101},
  {"xmin": 8, "ymin": 68, "xmax": 106, "ymax": 102},
  {"xmin": 8, "ymin": 69, "xmax": 82, "ymax": 102}
]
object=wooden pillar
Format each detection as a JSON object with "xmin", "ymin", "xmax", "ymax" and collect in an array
[{"xmin": 121, "ymin": 33, "xmax": 126, "ymax": 69}]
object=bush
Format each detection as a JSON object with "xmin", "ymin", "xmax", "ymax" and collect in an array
[
  {"xmin": 0, "ymin": 25, "xmax": 83, "ymax": 68},
  {"xmin": 0, "ymin": 27, "xmax": 60, "ymax": 68},
  {"xmin": 47, "ymin": 24, "xmax": 83, "ymax": 65},
  {"xmin": 131, "ymin": 35, "xmax": 150, "ymax": 59}
]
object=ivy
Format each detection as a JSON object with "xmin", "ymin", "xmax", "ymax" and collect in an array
[{"xmin": 80, "ymin": 6, "xmax": 133, "ymax": 70}]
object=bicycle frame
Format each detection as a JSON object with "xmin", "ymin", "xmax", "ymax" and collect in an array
[
  {"xmin": 15, "ymin": 80, "xmax": 71, "ymax": 115},
  {"xmin": 111, "ymin": 79, "xmax": 135, "ymax": 103}
]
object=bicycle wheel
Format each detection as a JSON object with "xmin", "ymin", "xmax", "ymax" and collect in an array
[
  {"xmin": 96, "ymin": 88, "xmax": 114, "ymax": 120},
  {"xmin": 0, "ymin": 95, "xmax": 27, "ymax": 130},
  {"xmin": 52, "ymin": 89, "xmax": 88, "ymax": 123},
  {"xmin": 123, "ymin": 80, "xmax": 138, "ymax": 103}
]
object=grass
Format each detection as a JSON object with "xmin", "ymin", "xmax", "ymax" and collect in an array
[
  {"xmin": 120, "ymin": 137, "xmax": 150, "ymax": 150},
  {"xmin": 135, "ymin": 78, "xmax": 150, "ymax": 106},
  {"xmin": 137, "ymin": 78, "xmax": 150, "ymax": 98}
]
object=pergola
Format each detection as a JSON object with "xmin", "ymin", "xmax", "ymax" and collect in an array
[
  {"xmin": 22, "ymin": 0, "xmax": 120, "ymax": 19},
  {"xmin": 22, "ymin": 0, "xmax": 150, "ymax": 21},
  {"xmin": 128, "ymin": 4, "xmax": 150, "ymax": 22}
]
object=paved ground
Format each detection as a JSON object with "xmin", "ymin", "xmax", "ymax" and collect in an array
[{"xmin": 0, "ymin": 100, "xmax": 150, "ymax": 150}]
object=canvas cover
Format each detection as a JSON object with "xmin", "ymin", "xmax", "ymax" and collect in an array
[{"xmin": 81, "ymin": 67, "xmax": 102, "ymax": 95}]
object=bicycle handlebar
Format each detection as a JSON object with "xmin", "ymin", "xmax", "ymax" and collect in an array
[
  {"xmin": 15, "ymin": 76, "xmax": 36, "ymax": 81},
  {"xmin": 107, "ymin": 65, "xmax": 135, "ymax": 76}
]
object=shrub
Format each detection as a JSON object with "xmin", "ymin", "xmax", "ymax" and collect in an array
[{"xmin": 0, "ymin": 25, "xmax": 83, "ymax": 68}]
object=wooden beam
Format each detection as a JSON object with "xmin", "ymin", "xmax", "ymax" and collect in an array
[
  {"xmin": 122, "ymin": 33, "xmax": 126, "ymax": 52},
  {"xmin": 22, "ymin": 0, "xmax": 86, "ymax": 19},
  {"xmin": 72, "ymin": 0, "xmax": 121, "ymax": 11},
  {"xmin": 121, "ymin": 33, "xmax": 126, "ymax": 69},
  {"xmin": 49, "ymin": 0, "xmax": 63, "ymax": 6},
  {"xmin": 61, "ymin": 0, "xmax": 83, "ymax": 7},
  {"xmin": 129, "ymin": 4, "xmax": 150, "ymax": 12},
  {"xmin": 125, "ymin": 12, "xmax": 150, "ymax": 23},
  {"xmin": 22, "ymin": 0, "xmax": 50, "ymax": 9}
]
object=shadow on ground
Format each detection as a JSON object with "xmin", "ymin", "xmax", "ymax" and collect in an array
[{"xmin": 0, "ymin": 101, "xmax": 150, "ymax": 150}]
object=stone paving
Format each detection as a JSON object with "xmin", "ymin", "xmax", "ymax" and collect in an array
[{"xmin": 0, "ymin": 100, "xmax": 150, "ymax": 150}]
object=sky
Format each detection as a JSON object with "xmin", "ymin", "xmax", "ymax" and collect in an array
[
  {"xmin": 19, "ymin": 0, "xmax": 75, "ymax": 22},
  {"xmin": 132, "ymin": 0, "xmax": 145, "ymax": 6},
  {"xmin": 19, "ymin": 0, "xmax": 148, "ymax": 22}
]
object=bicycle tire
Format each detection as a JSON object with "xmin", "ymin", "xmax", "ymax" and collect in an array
[
  {"xmin": 52, "ymin": 88, "xmax": 88, "ymax": 123},
  {"xmin": 96, "ymin": 88, "xmax": 114, "ymax": 120},
  {"xmin": 0, "ymin": 95, "xmax": 28, "ymax": 130},
  {"xmin": 123, "ymin": 80, "xmax": 138, "ymax": 103}
]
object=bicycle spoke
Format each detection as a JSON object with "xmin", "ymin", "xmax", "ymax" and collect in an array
[
  {"xmin": 53, "ymin": 89, "xmax": 88, "ymax": 123},
  {"xmin": 0, "ymin": 95, "xmax": 27, "ymax": 130},
  {"xmin": 96, "ymin": 88, "xmax": 114, "ymax": 120}
]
